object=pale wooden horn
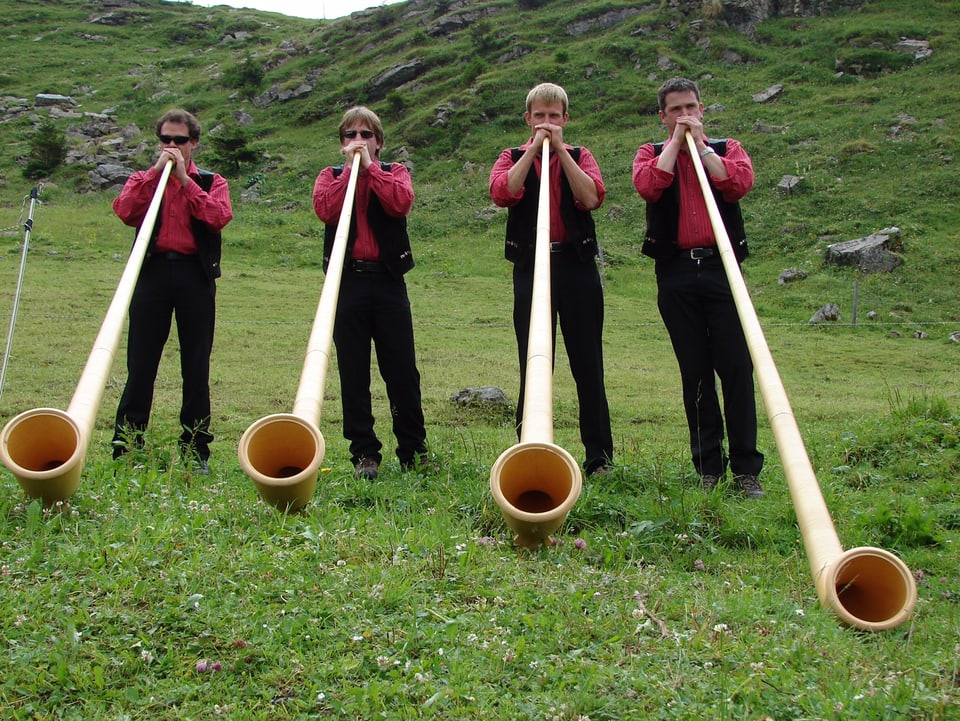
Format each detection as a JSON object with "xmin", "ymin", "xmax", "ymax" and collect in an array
[
  {"xmin": 685, "ymin": 132, "xmax": 916, "ymax": 631},
  {"xmin": 490, "ymin": 138, "xmax": 583, "ymax": 547},
  {"xmin": 1, "ymin": 161, "xmax": 175, "ymax": 505},
  {"xmin": 238, "ymin": 151, "xmax": 362, "ymax": 513}
]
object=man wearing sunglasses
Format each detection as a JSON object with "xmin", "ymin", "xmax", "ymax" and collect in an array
[
  {"xmin": 312, "ymin": 106, "xmax": 431, "ymax": 481},
  {"xmin": 111, "ymin": 108, "xmax": 233, "ymax": 475}
]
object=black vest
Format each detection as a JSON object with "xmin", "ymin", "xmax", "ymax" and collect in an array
[
  {"xmin": 641, "ymin": 139, "xmax": 749, "ymax": 262},
  {"xmin": 323, "ymin": 162, "xmax": 414, "ymax": 279},
  {"xmin": 504, "ymin": 147, "xmax": 599, "ymax": 270},
  {"xmin": 145, "ymin": 168, "xmax": 223, "ymax": 281}
]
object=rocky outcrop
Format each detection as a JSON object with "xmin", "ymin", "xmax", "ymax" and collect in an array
[{"xmin": 824, "ymin": 227, "xmax": 904, "ymax": 274}]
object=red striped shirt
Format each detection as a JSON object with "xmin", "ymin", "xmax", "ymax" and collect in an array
[
  {"xmin": 632, "ymin": 137, "xmax": 753, "ymax": 249},
  {"xmin": 489, "ymin": 141, "xmax": 605, "ymax": 244},
  {"xmin": 312, "ymin": 161, "xmax": 414, "ymax": 262},
  {"xmin": 112, "ymin": 162, "xmax": 233, "ymax": 254}
]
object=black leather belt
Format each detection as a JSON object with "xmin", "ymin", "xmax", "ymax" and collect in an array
[
  {"xmin": 550, "ymin": 242, "xmax": 570, "ymax": 254},
  {"xmin": 150, "ymin": 251, "xmax": 198, "ymax": 261},
  {"xmin": 687, "ymin": 247, "xmax": 716, "ymax": 259},
  {"xmin": 349, "ymin": 259, "xmax": 388, "ymax": 273}
]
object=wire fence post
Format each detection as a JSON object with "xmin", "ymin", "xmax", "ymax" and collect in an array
[{"xmin": 851, "ymin": 279, "xmax": 859, "ymax": 327}]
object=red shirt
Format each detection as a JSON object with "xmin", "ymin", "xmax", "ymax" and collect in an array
[
  {"xmin": 312, "ymin": 161, "xmax": 414, "ymax": 262},
  {"xmin": 489, "ymin": 140, "xmax": 605, "ymax": 244},
  {"xmin": 112, "ymin": 162, "xmax": 232, "ymax": 254},
  {"xmin": 632, "ymin": 137, "xmax": 753, "ymax": 249}
]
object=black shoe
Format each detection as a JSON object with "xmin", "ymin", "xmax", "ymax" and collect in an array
[
  {"xmin": 586, "ymin": 464, "xmax": 611, "ymax": 477},
  {"xmin": 734, "ymin": 474, "xmax": 764, "ymax": 498},
  {"xmin": 193, "ymin": 458, "xmax": 210, "ymax": 476},
  {"xmin": 401, "ymin": 453, "xmax": 438, "ymax": 473},
  {"xmin": 355, "ymin": 457, "xmax": 379, "ymax": 480},
  {"xmin": 700, "ymin": 474, "xmax": 720, "ymax": 491}
]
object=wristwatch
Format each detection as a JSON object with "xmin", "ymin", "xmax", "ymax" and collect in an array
[{"xmin": 699, "ymin": 146, "xmax": 716, "ymax": 157}]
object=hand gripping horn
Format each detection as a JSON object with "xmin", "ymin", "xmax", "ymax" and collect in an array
[
  {"xmin": 685, "ymin": 133, "xmax": 916, "ymax": 631},
  {"xmin": 238, "ymin": 151, "xmax": 362, "ymax": 513},
  {"xmin": 489, "ymin": 138, "xmax": 583, "ymax": 547},
  {"xmin": 0, "ymin": 161, "xmax": 175, "ymax": 505}
]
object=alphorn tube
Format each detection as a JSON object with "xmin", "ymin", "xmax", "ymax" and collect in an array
[
  {"xmin": 490, "ymin": 138, "xmax": 583, "ymax": 548},
  {"xmin": 0, "ymin": 161, "xmax": 175, "ymax": 506},
  {"xmin": 685, "ymin": 133, "xmax": 916, "ymax": 631},
  {"xmin": 238, "ymin": 151, "xmax": 362, "ymax": 513}
]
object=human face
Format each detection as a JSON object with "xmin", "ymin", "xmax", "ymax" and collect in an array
[
  {"xmin": 341, "ymin": 121, "xmax": 381, "ymax": 158},
  {"xmin": 525, "ymin": 100, "xmax": 568, "ymax": 131},
  {"xmin": 659, "ymin": 90, "xmax": 703, "ymax": 133},
  {"xmin": 157, "ymin": 120, "xmax": 197, "ymax": 164}
]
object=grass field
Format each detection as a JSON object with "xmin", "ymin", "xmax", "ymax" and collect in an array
[
  {"xmin": 1, "ymin": 195, "xmax": 958, "ymax": 719},
  {"xmin": 1, "ymin": 0, "xmax": 959, "ymax": 717}
]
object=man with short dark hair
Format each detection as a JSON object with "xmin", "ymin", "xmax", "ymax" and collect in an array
[{"xmin": 633, "ymin": 78, "xmax": 764, "ymax": 497}]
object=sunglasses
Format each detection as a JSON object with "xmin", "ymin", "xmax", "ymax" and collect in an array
[
  {"xmin": 158, "ymin": 134, "xmax": 193, "ymax": 145},
  {"xmin": 343, "ymin": 129, "xmax": 375, "ymax": 139}
]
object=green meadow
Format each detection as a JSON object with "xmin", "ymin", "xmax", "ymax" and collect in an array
[{"xmin": 0, "ymin": 0, "xmax": 957, "ymax": 718}]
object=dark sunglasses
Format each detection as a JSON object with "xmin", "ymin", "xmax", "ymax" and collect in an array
[
  {"xmin": 343, "ymin": 129, "xmax": 375, "ymax": 139},
  {"xmin": 158, "ymin": 134, "xmax": 193, "ymax": 145}
]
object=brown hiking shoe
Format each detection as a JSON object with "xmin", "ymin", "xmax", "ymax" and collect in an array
[
  {"xmin": 355, "ymin": 457, "xmax": 379, "ymax": 480},
  {"xmin": 734, "ymin": 474, "xmax": 764, "ymax": 498},
  {"xmin": 700, "ymin": 474, "xmax": 720, "ymax": 491},
  {"xmin": 401, "ymin": 453, "xmax": 438, "ymax": 474}
]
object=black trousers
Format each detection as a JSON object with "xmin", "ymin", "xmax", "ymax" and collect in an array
[
  {"xmin": 512, "ymin": 250, "xmax": 613, "ymax": 474},
  {"xmin": 332, "ymin": 268, "xmax": 427, "ymax": 467},
  {"xmin": 113, "ymin": 255, "xmax": 215, "ymax": 460},
  {"xmin": 655, "ymin": 254, "xmax": 763, "ymax": 478}
]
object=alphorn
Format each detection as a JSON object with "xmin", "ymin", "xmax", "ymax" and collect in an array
[
  {"xmin": 0, "ymin": 161, "xmax": 175, "ymax": 506},
  {"xmin": 490, "ymin": 138, "xmax": 583, "ymax": 548},
  {"xmin": 685, "ymin": 132, "xmax": 917, "ymax": 631},
  {"xmin": 238, "ymin": 151, "xmax": 362, "ymax": 513}
]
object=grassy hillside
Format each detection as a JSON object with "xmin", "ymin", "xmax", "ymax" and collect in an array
[{"xmin": 2, "ymin": 0, "xmax": 959, "ymax": 310}]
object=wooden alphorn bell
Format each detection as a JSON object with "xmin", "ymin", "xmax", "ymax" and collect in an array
[
  {"xmin": 0, "ymin": 161, "xmax": 175, "ymax": 505},
  {"xmin": 490, "ymin": 138, "xmax": 583, "ymax": 547},
  {"xmin": 238, "ymin": 151, "xmax": 362, "ymax": 513},
  {"xmin": 685, "ymin": 132, "xmax": 916, "ymax": 631}
]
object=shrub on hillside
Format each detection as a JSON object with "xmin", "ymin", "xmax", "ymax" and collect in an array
[{"xmin": 22, "ymin": 121, "xmax": 66, "ymax": 180}]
